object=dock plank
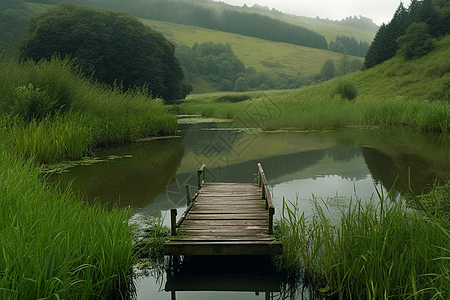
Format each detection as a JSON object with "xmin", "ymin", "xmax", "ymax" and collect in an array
[{"xmin": 164, "ymin": 182, "xmax": 282, "ymax": 256}]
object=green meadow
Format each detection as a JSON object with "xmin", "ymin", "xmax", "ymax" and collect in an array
[
  {"xmin": 176, "ymin": 35, "xmax": 450, "ymax": 133},
  {"xmin": 141, "ymin": 18, "xmax": 364, "ymax": 77}
]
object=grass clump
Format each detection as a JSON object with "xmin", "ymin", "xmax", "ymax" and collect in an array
[
  {"xmin": 428, "ymin": 74, "xmax": 450, "ymax": 101},
  {"xmin": 0, "ymin": 57, "xmax": 177, "ymax": 163},
  {"xmin": 276, "ymin": 190, "xmax": 450, "ymax": 299},
  {"xmin": 331, "ymin": 80, "xmax": 358, "ymax": 100},
  {"xmin": 0, "ymin": 132, "xmax": 134, "ymax": 299}
]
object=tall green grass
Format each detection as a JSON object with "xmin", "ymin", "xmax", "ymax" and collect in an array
[
  {"xmin": 0, "ymin": 57, "xmax": 177, "ymax": 163},
  {"xmin": 276, "ymin": 191, "xmax": 450, "ymax": 299},
  {"xmin": 0, "ymin": 131, "xmax": 134, "ymax": 299}
]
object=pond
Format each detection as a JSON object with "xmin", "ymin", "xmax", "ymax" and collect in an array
[{"xmin": 48, "ymin": 122, "xmax": 450, "ymax": 299}]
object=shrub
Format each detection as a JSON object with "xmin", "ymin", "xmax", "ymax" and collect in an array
[
  {"xmin": 215, "ymin": 94, "xmax": 251, "ymax": 103},
  {"xmin": 12, "ymin": 83, "xmax": 66, "ymax": 122},
  {"xmin": 428, "ymin": 75, "xmax": 450, "ymax": 101},
  {"xmin": 332, "ymin": 81, "xmax": 358, "ymax": 100}
]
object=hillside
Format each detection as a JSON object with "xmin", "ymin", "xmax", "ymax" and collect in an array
[
  {"xmin": 202, "ymin": 0, "xmax": 377, "ymax": 44},
  {"xmin": 140, "ymin": 19, "xmax": 363, "ymax": 77},
  {"xmin": 178, "ymin": 34, "xmax": 450, "ymax": 132}
]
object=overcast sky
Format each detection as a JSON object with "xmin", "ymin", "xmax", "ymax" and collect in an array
[{"xmin": 218, "ymin": 0, "xmax": 412, "ymax": 26}]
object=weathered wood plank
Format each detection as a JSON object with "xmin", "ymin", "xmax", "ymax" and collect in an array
[
  {"xmin": 186, "ymin": 214, "xmax": 268, "ymax": 220},
  {"xmin": 179, "ymin": 225, "xmax": 268, "ymax": 231},
  {"xmin": 164, "ymin": 173, "xmax": 281, "ymax": 256},
  {"xmin": 181, "ymin": 220, "xmax": 269, "ymax": 227}
]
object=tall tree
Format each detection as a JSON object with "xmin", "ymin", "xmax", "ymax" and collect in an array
[{"xmin": 19, "ymin": 3, "xmax": 187, "ymax": 101}]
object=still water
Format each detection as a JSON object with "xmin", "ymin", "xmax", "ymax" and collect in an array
[{"xmin": 49, "ymin": 123, "xmax": 450, "ymax": 299}]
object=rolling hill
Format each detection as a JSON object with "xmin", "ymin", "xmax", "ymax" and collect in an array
[{"xmin": 22, "ymin": 1, "xmax": 372, "ymax": 93}]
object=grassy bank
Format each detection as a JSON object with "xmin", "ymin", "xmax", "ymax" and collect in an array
[
  {"xmin": 176, "ymin": 35, "xmax": 450, "ymax": 133},
  {"xmin": 0, "ymin": 57, "xmax": 177, "ymax": 163},
  {"xmin": 0, "ymin": 129, "xmax": 134, "ymax": 299},
  {"xmin": 0, "ymin": 57, "xmax": 178, "ymax": 298},
  {"xmin": 276, "ymin": 189, "xmax": 450, "ymax": 299}
]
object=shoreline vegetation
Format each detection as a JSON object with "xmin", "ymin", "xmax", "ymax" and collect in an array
[
  {"xmin": 175, "ymin": 35, "xmax": 450, "ymax": 134},
  {"xmin": 0, "ymin": 57, "xmax": 177, "ymax": 299},
  {"xmin": 2, "ymin": 37, "xmax": 450, "ymax": 299}
]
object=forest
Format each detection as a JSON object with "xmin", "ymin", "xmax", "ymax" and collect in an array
[
  {"xmin": 176, "ymin": 41, "xmax": 363, "ymax": 92},
  {"xmin": 364, "ymin": 0, "xmax": 450, "ymax": 68},
  {"xmin": 23, "ymin": 0, "xmax": 329, "ymax": 50}
]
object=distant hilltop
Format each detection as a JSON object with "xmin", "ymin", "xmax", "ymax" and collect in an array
[{"xmin": 316, "ymin": 15, "xmax": 379, "ymax": 32}]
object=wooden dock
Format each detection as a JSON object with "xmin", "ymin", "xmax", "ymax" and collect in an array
[{"xmin": 164, "ymin": 163, "xmax": 282, "ymax": 256}]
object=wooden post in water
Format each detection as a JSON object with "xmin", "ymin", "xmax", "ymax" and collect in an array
[
  {"xmin": 185, "ymin": 185, "xmax": 191, "ymax": 205},
  {"xmin": 170, "ymin": 208, "xmax": 177, "ymax": 236},
  {"xmin": 258, "ymin": 163, "xmax": 275, "ymax": 235},
  {"xmin": 197, "ymin": 164, "xmax": 206, "ymax": 189}
]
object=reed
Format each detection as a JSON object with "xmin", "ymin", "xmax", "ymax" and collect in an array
[
  {"xmin": 276, "ymin": 190, "xmax": 450, "ymax": 299},
  {"xmin": 0, "ymin": 57, "xmax": 177, "ymax": 163},
  {"xmin": 0, "ymin": 132, "xmax": 135, "ymax": 299}
]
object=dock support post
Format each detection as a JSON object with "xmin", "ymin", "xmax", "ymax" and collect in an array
[
  {"xmin": 197, "ymin": 164, "xmax": 206, "ymax": 189},
  {"xmin": 170, "ymin": 208, "xmax": 177, "ymax": 236},
  {"xmin": 269, "ymin": 206, "xmax": 274, "ymax": 235},
  {"xmin": 185, "ymin": 185, "xmax": 191, "ymax": 205}
]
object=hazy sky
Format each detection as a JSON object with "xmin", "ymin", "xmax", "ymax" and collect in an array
[{"xmin": 218, "ymin": 0, "xmax": 412, "ymax": 26}]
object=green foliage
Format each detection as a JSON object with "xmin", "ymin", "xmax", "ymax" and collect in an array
[
  {"xmin": 214, "ymin": 94, "xmax": 251, "ymax": 103},
  {"xmin": 70, "ymin": 0, "xmax": 328, "ymax": 51},
  {"xmin": 0, "ymin": 0, "xmax": 30, "ymax": 43},
  {"xmin": 365, "ymin": 0, "xmax": 448, "ymax": 69},
  {"xmin": 428, "ymin": 75, "xmax": 450, "ymax": 101},
  {"xmin": 19, "ymin": 2, "xmax": 187, "ymax": 101},
  {"xmin": 397, "ymin": 22, "xmax": 434, "ymax": 60},
  {"xmin": 320, "ymin": 59, "xmax": 336, "ymax": 81},
  {"xmin": 276, "ymin": 192, "xmax": 450, "ymax": 298},
  {"xmin": 234, "ymin": 77, "xmax": 249, "ymax": 92},
  {"xmin": 329, "ymin": 35, "xmax": 369, "ymax": 57},
  {"xmin": 332, "ymin": 80, "xmax": 358, "ymax": 100},
  {"xmin": 132, "ymin": 217, "xmax": 170, "ymax": 260},
  {"xmin": 12, "ymin": 83, "xmax": 65, "ymax": 121},
  {"xmin": 336, "ymin": 55, "xmax": 364, "ymax": 76},
  {"xmin": 176, "ymin": 41, "xmax": 310, "ymax": 92},
  {"xmin": 0, "ymin": 57, "xmax": 177, "ymax": 163},
  {"xmin": 0, "ymin": 139, "xmax": 134, "ymax": 299}
]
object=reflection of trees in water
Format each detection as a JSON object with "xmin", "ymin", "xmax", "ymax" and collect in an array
[
  {"xmin": 326, "ymin": 145, "xmax": 362, "ymax": 163},
  {"xmin": 362, "ymin": 147, "xmax": 437, "ymax": 195},
  {"xmin": 49, "ymin": 138, "xmax": 185, "ymax": 209},
  {"xmin": 181, "ymin": 127, "xmax": 247, "ymax": 158}
]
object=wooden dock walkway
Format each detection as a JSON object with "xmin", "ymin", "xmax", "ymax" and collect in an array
[{"xmin": 164, "ymin": 163, "xmax": 282, "ymax": 256}]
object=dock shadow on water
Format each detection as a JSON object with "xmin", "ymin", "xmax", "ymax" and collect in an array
[{"xmin": 136, "ymin": 255, "xmax": 323, "ymax": 300}]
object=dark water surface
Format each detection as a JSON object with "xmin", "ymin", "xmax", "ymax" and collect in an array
[{"xmin": 48, "ymin": 123, "xmax": 450, "ymax": 299}]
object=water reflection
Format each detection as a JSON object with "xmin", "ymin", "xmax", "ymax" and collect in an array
[
  {"xmin": 47, "ymin": 125, "xmax": 450, "ymax": 299},
  {"xmin": 136, "ymin": 255, "xmax": 319, "ymax": 300},
  {"xmin": 48, "ymin": 138, "xmax": 184, "ymax": 210}
]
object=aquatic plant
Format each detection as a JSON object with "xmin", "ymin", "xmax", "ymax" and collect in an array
[{"xmin": 276, "ymin": 190, "xmax": 450, "ymax": 299}]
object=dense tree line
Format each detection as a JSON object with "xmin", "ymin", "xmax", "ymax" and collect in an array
[
  {"xmin": 0, "ymin": 0, "xmax": 32, "ymax": 56},
  {"xmin": 19, "ymin": 3, "xmax": 188, "ymax": 101},
  {"xmin": 329, "ymin": 35, "xmax": 370, "ymax": 57},
  {"xmin": 177, "ymin": 41, "xmax": 364, "ymax": 92},
  {"xmin": 364, "ymin": 0, "xmax": 450, "ymax": 69},
  {"xmin": 315, "ymin": 15, "xmax": 379, "ymax": 31},
  {"xmin": 176, "ymin": 41, "xmax": 314, "ymax": 92},
  {"xmin": 30, "ymin": 0, "xmax": 328, "ymax": 51}
]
